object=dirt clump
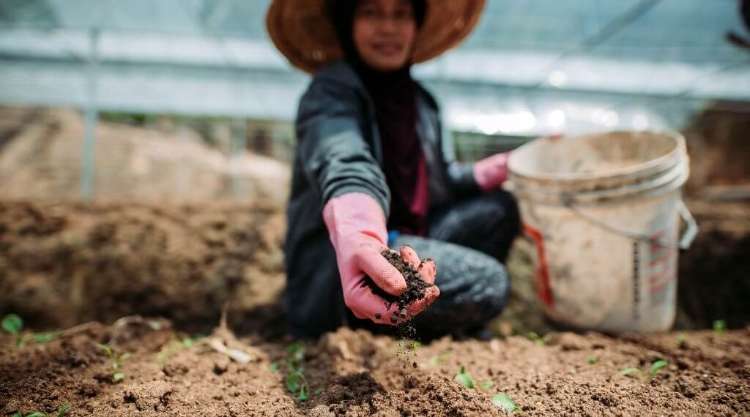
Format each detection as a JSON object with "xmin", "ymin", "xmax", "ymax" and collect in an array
[
  {"xmin": 380, "ymin": 249, "xmax": 433, "ymax": 311},
  {"xmin": 365, "ymin": 249, "xmax": 435, "ymax": 335}
]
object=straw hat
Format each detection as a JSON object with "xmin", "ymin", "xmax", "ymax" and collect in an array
[{"xmin": 266, "ymin": 0, "xmax": 486, "ymax": 73}]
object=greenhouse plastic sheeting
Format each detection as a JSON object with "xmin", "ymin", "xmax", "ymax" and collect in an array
[{"xmin": 0, "ymin": 0, "xmax": 748, "ymax": 134}]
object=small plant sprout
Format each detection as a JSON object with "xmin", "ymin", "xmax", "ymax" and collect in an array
[
  {"xmin": 713, "ymin": 320, "xmax": 727, "ymax": 334},
  {"xmin": 2, "ymin": 314, "xmax": 60, "ymax": 347},
  {"xmin": 269, "ymin": 362, "xmax": 279, "ymax": 373},
  {"xmin": 32, "ymin": 332, "xmax": 59, "ymax": 344},
  {"xmin": 526, "ymin": 332, "xmax": 546, "ymax": 346},
  {"xmin": 649, "ymin": 359, "xmax": 669, "ymax": 378},
  {"xmin": 619, "ymin": 367, "xmax": 641, "ymax": 377},
  {"xmin": 587, "ymin": 356, "xmax": 599, "ymax": 365},
  {"xmin": 284, "ymin": 342, "xmax": 309, "ymax": 401},
  {"xmin": 2, "ymin": 314, "xmax": 24, "ymax": 346},
  {"xmin": 97, "ymin": 343, "xmax": 129, "ymax": 383},
  {"xmin": 454, "ymin": 366, "xmax": 475, "ymax": 389},
  {"xmin": 492, "ymin": 393, "xmax": 518, "ymax": 414}
]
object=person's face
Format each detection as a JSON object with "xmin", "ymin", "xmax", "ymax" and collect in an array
[{"xmin": 352, "ymin": 0, "xmax": 417, "ymax": 71}]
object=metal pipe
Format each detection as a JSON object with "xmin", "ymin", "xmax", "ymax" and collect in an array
[{"xmin": 80, "ymin": 27, "xmax": 99, "ymax": 200}]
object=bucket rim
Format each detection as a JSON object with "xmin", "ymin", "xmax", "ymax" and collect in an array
[{"xmin": 508, "ymin": 130, "xmax": 687, "ymax": 184}]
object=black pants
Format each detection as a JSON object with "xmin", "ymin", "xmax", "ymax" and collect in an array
[{"xmin": 285, "ymin": 190, "xmax": 521, "ymax": 338}]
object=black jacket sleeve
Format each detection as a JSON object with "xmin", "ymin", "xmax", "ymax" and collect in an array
[{"xmin": 295, "ymin": 77, "xmax": 391, "ymax": 216}]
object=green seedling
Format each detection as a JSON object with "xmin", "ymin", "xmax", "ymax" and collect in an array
[
  {"xmin": 713, "ymin": 320, "xmax": 726, "ymax": 334},
  {"xmin": 97, "ymin": 343, "xmax": 129, "ymax": 383},
  {"xmin": 12, "ymin": 403, "xmax": 70, "ymax": 417},
  {"xmin": 526, "ymin": 332, "xmax": 546, "ymax": 346},
  {"xmin": 3, "ymin": 314, "xmax": 60, "ymax": 347},
  {"xmin": 492, "ymin": 393, "xmax": 518, "ymax": 414},
  {"xmin": 619, "ymin": 359, "xmax": 670, "ymax": 381},
  {"xmin": 32, "ymin": 332, "xmax": 59, "ymax": 344},
  {"xmin": 649, "ymin": 359, "xmax": 669, "ymax": 377},
  {"xmin": 587, "ymin": 356, "xmax": 599, "ymax": 365},
  {"xmin": 269, "ymin": 362, "xmax": 279, "ymax": 373},
  {"xmin": 2, "ymin": 314, "xmax": 24, "ymax": 346},
  {"xmin": 676, "ymin": 333, "xmax": 687, "ymax": 348},
  {"xmin": 454, "ymin": 365, "xmax": 517, "ymax": 412},
  {"xmin": 284, "ymin": 342, "xmax": 309, "ymax": 401},
  {"xmin": 619, "ymin": 367, "xmax": 641, "ymax": 377},
  {"xmin": 454, "ymin": 366, "xmax": 475, "ymax": 389}
]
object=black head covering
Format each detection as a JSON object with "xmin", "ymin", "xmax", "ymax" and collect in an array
[{"xmin": 326, "ymin": 0, "xmax": 430, "ymax": 235}]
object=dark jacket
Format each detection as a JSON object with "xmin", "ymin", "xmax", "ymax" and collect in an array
[{"xmin": 284, "ymin": 60, "xmax": 481, "ymax": 336}]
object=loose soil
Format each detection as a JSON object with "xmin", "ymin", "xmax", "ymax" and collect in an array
[
  {"xmin": 1, "ymin": 321, "xmax": 749, "ymax": 416},
  {"xmin": 367, "ymin": 249, "xmax": 433, "ymax": 326},
  {"xmin": 0, "ymin": 200, "xmax": 286, "ymax": 337},
  {"xmin": 379, "ymin": 249, "xmax": 432, "ymax": 313}
]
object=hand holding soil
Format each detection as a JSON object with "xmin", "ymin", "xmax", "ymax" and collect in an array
[{"xmin": 365, "ymin": 246, "xmax": 440, "ymax": 325}]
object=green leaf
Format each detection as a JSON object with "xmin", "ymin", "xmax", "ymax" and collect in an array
[
  {"xmin": 649, "ymin": 360, "xmax": 668, "ymax": 376},
  {"xmin": 527, "ymin": 332, "xmax": 545, "ymax": 346},
  {"xmin": 713, "ymin": 320, "xmax": 726, "ymax": 334},
  {"xmin": 286, "ymin": 342, "xmax": 305, "ymax": 364},
  {"xmin": 286, "ymin": 371, "xmax": 302, "ymax": 393},
  {"xmin": 32, "ymin": 332, "xmax": 58, "ymax": 343},
  {"xmin": 11, "ymin": 412, "xmax": 23, "ymax": 417},
  {"xmin": 96, "ymin": 343, "xmax": 113, "ymax": 357},
  {"xmin": 112, "ymin": 372, "xmax": 125, "ymax": 382},
  {"xmin": 587, "ymin": 356, "xmax": 599, "ymax": 365},
  {"xmin": 492, "ymin": 393, "xmax": 518, "ymax": 413},
  {"xmin": 2, "ymin": 314, "xmax": 23, "ymax": 335},
  {"xmin": 297, "ymin": 384, "xmax": 309, "ymax": 402},
  {"xmin": 454, "ymin": 366, "xmax": 475, "ymax": 389},
  {"xmin": 676, "ymin": 333, "xmax": 687, "ymax": 347},
  {"xmin": 620, "ymin": 367, "xmax": 640, "ymax": 376},
  {"xmin": 25, "ymin": 413, "xmax": 47, "ymax": 417},
  {"xmin": 181, "ymin": 338, "xmax": 194, "ymax": 348},
  {"xmin": 269, "ymin": 362, "xmax": 279, "ymax": 373}
]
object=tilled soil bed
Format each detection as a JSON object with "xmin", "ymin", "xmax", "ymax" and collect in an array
[
  {"xmin": 1, "ymin": 321, "xmax": 749, "ymax": 416},
  {"xmin": 0, "ymin": 200, "xmax": 286, "ymax": 336}
]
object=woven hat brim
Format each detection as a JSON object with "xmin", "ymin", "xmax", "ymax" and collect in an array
[{"xmin": 266, "ymin": 0, "xmax": 486, "ymax": 73}]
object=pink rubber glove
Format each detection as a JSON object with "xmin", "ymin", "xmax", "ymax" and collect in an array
[
  {"xmin": 323, "ymin": 192, "xmax": 439, "ymax": 325},
  {"xmin": 473, "ymin": 152, "xmax": 510, "ymax": 191}
]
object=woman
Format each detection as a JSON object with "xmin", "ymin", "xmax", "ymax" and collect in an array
[{"xmin": 267, "ymin": 0, "xmax": 520, "ymax": 338}]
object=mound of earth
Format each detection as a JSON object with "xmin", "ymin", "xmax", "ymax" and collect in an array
[
  {"xmin": 0, "ymin": 200, "xmax": 286, "ymax": 337},
  {"xmin": 0, "ymin": 106, "xmax": 290, "ymax": 205},
  {"xmin": 1, "ymin": 320, "xmax": 748, "ymax": 417}
]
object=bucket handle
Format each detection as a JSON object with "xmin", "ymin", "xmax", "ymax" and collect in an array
[{"xmin": 564, "ymin": 198, "xmax": 698, "ymax": 250}]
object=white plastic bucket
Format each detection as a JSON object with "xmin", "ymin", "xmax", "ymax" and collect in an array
[{"xmin": 507, "ymin": 131, "xmax": 698, "ymax": 333}]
